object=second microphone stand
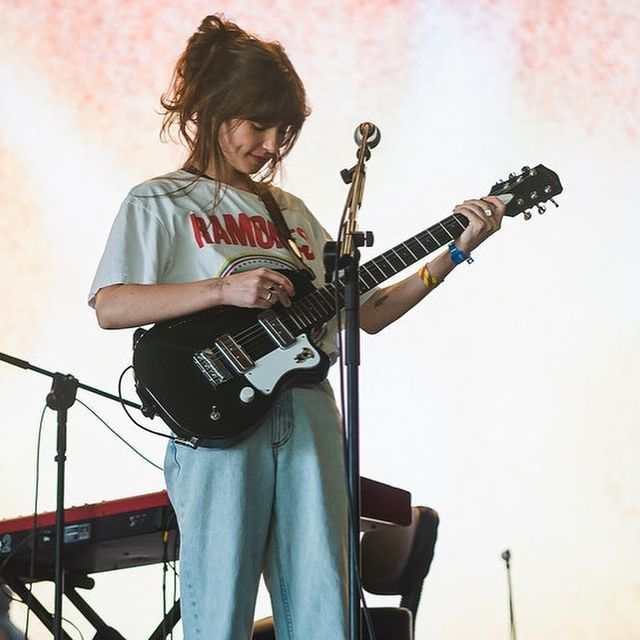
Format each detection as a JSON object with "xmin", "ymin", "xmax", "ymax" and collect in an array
[{"xmin": 0, "ymin": 351, "xmax": 142, "ymax": 640}]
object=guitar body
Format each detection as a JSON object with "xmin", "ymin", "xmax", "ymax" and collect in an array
[{"xmin": 133, "ymin": 270, "xmax": 331, "ymax": 447}]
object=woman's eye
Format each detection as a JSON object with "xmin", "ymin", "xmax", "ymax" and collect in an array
[{"xmin": 251, "ymin": 122, "xmax": 267, "ymax": 131}]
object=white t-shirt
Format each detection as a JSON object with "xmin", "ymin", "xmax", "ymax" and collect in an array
[{"xmin": 89, "ymin": 170, "xmax": 343, "ymax": 357}]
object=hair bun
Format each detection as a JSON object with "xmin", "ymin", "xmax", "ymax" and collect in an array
[{"xmin": 197, "ymin": 14, "xmax": 244, "ymax": 45}]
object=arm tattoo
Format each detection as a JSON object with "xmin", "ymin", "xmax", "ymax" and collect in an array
[{"xmin": 373, "ymin": 294, "xmax": 389, "ymax": 309}]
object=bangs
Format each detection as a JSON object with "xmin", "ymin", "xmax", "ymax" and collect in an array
[{"xmin": 232, "ymin": 68, "xmax": 308, "ymax": 141}]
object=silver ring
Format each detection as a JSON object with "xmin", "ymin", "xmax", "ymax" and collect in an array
[
  {"xmin": 265, "ymin": 290, "xmax": 274, "ymax": 302},
  {"xmin": 483, "ymin": 208, "xmax": 494, "ymax": 217}
]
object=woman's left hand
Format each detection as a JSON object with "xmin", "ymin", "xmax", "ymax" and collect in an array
[{"xmin": 453, "ymin": 195, "xmax": 505, "ymax": 255}]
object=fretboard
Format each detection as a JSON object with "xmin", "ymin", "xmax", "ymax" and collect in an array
[{"xmin": 281, "ymin": 213, "xmax": 469, "ymax": 334}]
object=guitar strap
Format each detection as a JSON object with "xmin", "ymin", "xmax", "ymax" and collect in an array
[{"xmin": 251, "ymin": 182, "xmax": 317, "ymax": 281}]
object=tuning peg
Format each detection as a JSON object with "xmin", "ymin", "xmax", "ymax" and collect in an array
[
  {"xmin": 523, "ymin": 210, "xmax": 532, "ymax": 220},
  {"xmin": 521, "ymin": 166, "xmax": 530, "ymax": 174},
  {"xmin": 509, "ymin": 172, "xmax": 516, "ymax": 179},
  {"xmin": 537, "ymin": 204, "xmax": 546, "ymax": 214},
  {"xmin": 549, "ymin": 197, "xmax": 559, "ymax": 207}
]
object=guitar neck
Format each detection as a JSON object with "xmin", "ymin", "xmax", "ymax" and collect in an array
[{"xmin": 285, "ymin": 213, "xmax": 469, "ymax": 331}]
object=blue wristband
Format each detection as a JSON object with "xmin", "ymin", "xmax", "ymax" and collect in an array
[{"xmin": 448, "ymin": 241, "xmax": 474, "ymax": 265}]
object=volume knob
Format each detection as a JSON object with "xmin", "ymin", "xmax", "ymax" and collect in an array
[{"xmin": 239, "ymin": 386, "xmax": 256, "ymax": 404}]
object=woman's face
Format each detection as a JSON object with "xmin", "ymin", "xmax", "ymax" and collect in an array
[{"xmin": 217, "ymin": 118, "xmax": 286, "ymax": 184}]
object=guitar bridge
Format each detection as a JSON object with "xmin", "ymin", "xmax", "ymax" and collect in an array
[{"xmin": 193, "ymin": 349, "xmax": 232, "ymax": 387}]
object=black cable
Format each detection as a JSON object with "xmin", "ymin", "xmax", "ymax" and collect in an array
[
  {"xmin": 0, "ymin": 586, "xmax": 87, "ymax": 640},
  {"xmin": 117, "ymin": 366, "xmax": 173, "ymax": 440},
  {"xmin": 161, "ymin": 531, "xmax": 169, "ymax": 640},
  {"xmin": 61, "ymin": 616, "xmax": 85, "ymax": 640},
  {"xmin": 75, "ymin": 398, "xmax": 163, "ymax": 471},
  {"xmin": 171, "ymin": 554, "xmax": 177, "ymax": 640},
  {"xmin": 24, "ymin": 402, "xmax": 48, "ymax": 639},
  {"xmin": 161, "ymin": 510, "xmax": 178, "ymax": 640},
  {"xmin": 170, "ymin": 513, "xmax": 178, "ymax": 640}
]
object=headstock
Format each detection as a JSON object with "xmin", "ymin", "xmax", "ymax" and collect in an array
[{"xmin": 489, "ymin": 165, "xmax": 563, "ymax": 219}]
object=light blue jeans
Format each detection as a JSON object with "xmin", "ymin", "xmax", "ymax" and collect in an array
[{"xmin": 164, "ymin": 382, "xmax": 349, "ymax": 639}]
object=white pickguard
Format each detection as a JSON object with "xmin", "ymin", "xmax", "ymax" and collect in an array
[{"xmin": 244, "ymin": 334, "xmax": 321, "ymax": 394}]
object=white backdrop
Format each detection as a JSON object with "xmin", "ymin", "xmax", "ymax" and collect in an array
[{"xmin": 1, "ymin": 1, "xmax": 639, "ymax": 638}]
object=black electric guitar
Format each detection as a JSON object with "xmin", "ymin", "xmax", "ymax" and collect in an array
[{"xmin": 133, "ymin": 164, "xmax": 562, "ymax": 446}]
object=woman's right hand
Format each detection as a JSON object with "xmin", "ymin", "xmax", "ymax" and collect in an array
[{"xmin": 218, "ymin": 268, "xmax": 295, "ymax": 309}]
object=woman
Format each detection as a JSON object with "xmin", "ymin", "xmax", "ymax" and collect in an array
[{"xmin": 90, "ymin": 14, "xmax": 504, "ymax": 639}]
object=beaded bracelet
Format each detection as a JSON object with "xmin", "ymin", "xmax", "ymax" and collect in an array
[{"xmin": 418, "ymin": 265, "xmax": 439, "ymax": 289}]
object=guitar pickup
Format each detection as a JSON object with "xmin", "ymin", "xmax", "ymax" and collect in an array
[
  {"xmin": 193, "ymin": 348, "xmax": 233, "ymax": 387},
  {"xmin": 215, "ymin": 335, "xmax": 254, "ymax": 373},
  {"xmin": 258, "ymin": 310, "xmax": 296, "ymax": 349}
]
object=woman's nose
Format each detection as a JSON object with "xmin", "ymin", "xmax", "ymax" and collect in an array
[{"xmin": 262, "ymin": 127, "xmax": 279, "ymax": 153}]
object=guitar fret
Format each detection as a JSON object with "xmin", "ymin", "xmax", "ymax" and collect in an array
[
  {"xmin": 379, "ymin": 254, "xmax": 396, "ymax": 273},
  {"xmin": 441, "ymin": 223, "xmax": 455, "ymax": 240},
  {"xmin": 359, "ymin": 265, "xmax": 377, "ymax": 288},
  {"xmin": 289, "ymin": 307, "xmax": 308, "ymax": 329},
  {"xmin": 455, "ymin": 213, "xmax": 468, "ymax": 227},
  {"xmin": 310, "ymin": 299, "xmax": 325, "ymax": 322},
  {"xmin": 385, "ymin": 249, "xmax": 406, "ymax": 271},
  {"xmin": 317, "ymin": 287, "xmax": 336, "ymax": 309},
  {"xmin": 306, "ymin": 293, "xmax": 327, "ymax": 318},
  {"xmin": 311, "ymin": 292, "xmax": 332, "ymax": 317},
  {"xmin": 298, "ymin": 300, "xmax": 318, "ymax": 325},
  {"xmin": 429, "ymin": 224, "xmax": 454, "ymax": 245},
  {"xmin": 410, "ymin": 236, "xmax": 429, "ymax": 255},
  {"xmin": 444, "ymin": 213, "xmax": 468, "ymax": 235},
  {"xmin": 396, "ymin": 243, "xmax": 419, "ymax": 262},
  {"xmin": 424, "ymin": 229, "xmax": 440, "ymax": 249},
  {"xmin": 368, "ymin": 260, "xmax": 389, "ymax": 281},
  {"xmin": 325, "ymin": 283, "xmax": 344, "ymax": 308}
]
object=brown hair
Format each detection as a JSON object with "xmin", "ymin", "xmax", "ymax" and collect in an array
[{"xmin": 161, "ymin": 14, "xmax": 310, "ymax": 185}]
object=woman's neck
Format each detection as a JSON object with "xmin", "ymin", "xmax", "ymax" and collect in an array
[
  {"xmin": 187, "ymin": 162, "xmax": 253, "ymax": 191},
  {"xmin": 183, "ymin": 164, "xmax": 260, "ymax": 197}
]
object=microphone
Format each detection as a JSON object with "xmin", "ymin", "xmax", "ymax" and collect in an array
[
  {"xmin": 354, "ymin": 122, "xmax": 381, "ymax": 148},
  {"xmin": 501, "ymin": 549, "xmax": 511, "ymax": 562}
]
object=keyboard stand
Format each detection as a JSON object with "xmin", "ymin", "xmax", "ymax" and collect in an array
[{"xmin": 3, "ymin": 572, "xmax": 180, "ymax": 640}]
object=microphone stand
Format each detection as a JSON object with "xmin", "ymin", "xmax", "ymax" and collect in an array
[
  {"xmin": 324, "ymin": 123, "xmax": 379, "ymax": 640},
  {"xmin": 0, "ymin": 351, "xmax": 142, "ymax": 640},
  {"xmin": 502, "ymin": 549, "xmax": 517, "ymax": 640}
]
